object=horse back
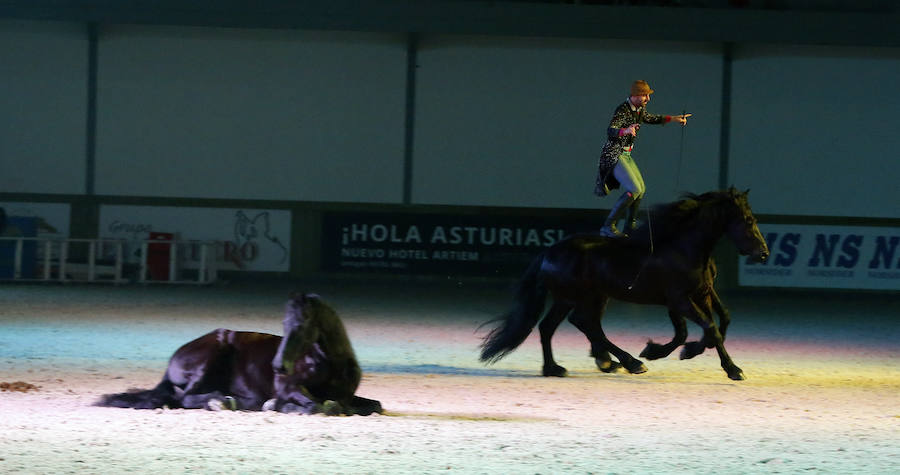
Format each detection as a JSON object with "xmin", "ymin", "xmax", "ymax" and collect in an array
[
  {"xmin": 542, "ymin": 233, "xmax": 671, "ymax": 305},
  {"xmin": 166, "ymin": 329, "xmax": 281, "ymax": 393}
]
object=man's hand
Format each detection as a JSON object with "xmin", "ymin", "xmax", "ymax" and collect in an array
[
  {"xmin": 624, "ymin": 124, "xmax": 640, "ymax": 136},
  {"xmin": 674, "ymin": 113, "xmax": 692, "ymax": 125}
]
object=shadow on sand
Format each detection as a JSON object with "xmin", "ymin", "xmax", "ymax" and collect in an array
[{"xmin": 363, "ymin": 363, "xmax": 537, "ymax": 378}]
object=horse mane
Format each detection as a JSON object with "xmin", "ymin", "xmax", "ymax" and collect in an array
[
  {"xmin": 291, "ymin": 293, "xmax": 357, "ymax": 360},
  {"xmin": 625, "ymin": 188, "xmax": 740, "ymax": 246}
]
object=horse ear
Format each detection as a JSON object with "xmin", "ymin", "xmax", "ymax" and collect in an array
[{"xmin": 303, "ymin": 293, "xmax": 321, "ymax": 302}]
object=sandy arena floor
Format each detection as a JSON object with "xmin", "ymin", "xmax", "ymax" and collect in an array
[{"xmin": 0, "ymin": 279, "xmax": 897, "ymax": 474}]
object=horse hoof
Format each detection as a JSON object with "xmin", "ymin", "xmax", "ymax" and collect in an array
[
  {"xmin": 354, "ymin": 401, "xmax": 383, "ymax": 416},
  {"xmin": 322, "ymin": 400, "xmax": 343, "ymax": 416},
  {"xmin": 625, "ymin": 361, "xmax": 648, "ymax": 374},
  {"xmin": 279, "ymin": 402, "xmax": 308, "ymax": 414},
  {"xmin": 596, "ymin": 360, "xmax": 622, "ymax": 373},
  {"xmin": 680, "ymin": 342, "xmax": 705, "ymax": 360},
  {"xmin": 207, "ymin": 397, "xmax": 236, "ymax": 411},
  {"xmin": 728, "ymin": 370, "xmax": 746, "ymax": 381},
  {"xmin": 262, "ymin": 399, "xmax": 277, "ymax": 412},
  {"xmin": 639, "ymin": 341, "xmax": 665, "ymax": 360},
  {"xmin": 542, "ymin": 365, "xmax": 568, "ymax": 377}
]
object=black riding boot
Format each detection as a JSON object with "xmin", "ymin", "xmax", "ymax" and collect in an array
[
  {"xmin": 599, "ymin": 192, "xmax": 634, "ymax": 238},
  {"xmin": 624, "ymin": 197, "xmax": 642, "ymax": 234}
]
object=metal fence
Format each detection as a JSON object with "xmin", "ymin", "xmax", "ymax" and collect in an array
[{"xmin": 0, "ymin": 237, "xmax": 218, "ymax": 284}]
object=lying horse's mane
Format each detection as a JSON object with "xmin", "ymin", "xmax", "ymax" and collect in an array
[{"xmin": 626, "ymin": 188, "xmax": 742, "ymax": 245}]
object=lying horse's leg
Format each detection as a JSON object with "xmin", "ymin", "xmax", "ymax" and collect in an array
[
  {"xmin": 181, "ymin": 391, "xmax": 237, "ymax": 410},
  {"xmin": 273, "ymin": 379, "xmax": 327, "ymax": 414},
  {"xmin": 342, "ymin": 395, "xmax": 383, "ymax": 416},
  {"xmin": 678, "ymin": 299, "xmax": 744, "ymax": 380},
  {"xmin": 640, "ymin": 310, "xmax": 688, "ymax": 360},
  {"xmin": 569, "ymin": 298, "xmax": 646, "ymax": 375},
  {"xmin": 538, "ymin": 302, "xmax": 572, "ymax": 377},
  {"xmin": 164, "ymin": 331, "xmax": 236, "ymax": 408}
]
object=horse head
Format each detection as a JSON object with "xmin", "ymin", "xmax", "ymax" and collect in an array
[
  {"xmin": 725, "ymin": 188, "xmax": 769, "ymax": 263},
  {"xmin": 272, "ymin": 293, "xmax": 323, "ymax": 377}
]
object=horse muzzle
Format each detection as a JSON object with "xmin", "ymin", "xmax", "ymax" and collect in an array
[{"xmin": 750, "ymin": 248, "xmax": 769, "ymax": 263}]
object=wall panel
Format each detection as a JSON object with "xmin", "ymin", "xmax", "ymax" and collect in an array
[
  {"xmin": 730, "ymin": 44, "xmax": 900, "ymax": 218},
  {"xmin": 0, "ymin": 20, "xmax": 87, "ymax": 194},
  {"xmin": 95, "ymin": 25, "xmax": 408, "ymax": 202},
  {"xmin": 412, "ymin": 36, "xmax": 724, "ymax": 209}
]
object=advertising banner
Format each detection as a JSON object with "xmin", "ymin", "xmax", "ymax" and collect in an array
[
  {"xmin": 0, "ymin": 202, "xmax": 71, "ymax": 238},
  {"xmin": 739, "ymin": 224, "xmax": 899, "ymax": 290},
  {"xmin": 322, "ymin": 211, "xmax": 590, "ymax": 276},
  {"xmin": 100, "ymin": 206, "xmax": 291, "ymax": 272},
  {"xmin": 0, "ymin": 202, "xmax": 71, "ymax": 279}
]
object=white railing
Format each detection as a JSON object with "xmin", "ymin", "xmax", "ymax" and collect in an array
[{"xmin": 0, "ymin": 237, "xmax": 218, "ymax": 284}]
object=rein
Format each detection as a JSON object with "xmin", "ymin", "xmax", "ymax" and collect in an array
[
  {"xmin": 627, "ymin": 206, "xmax": 655, "ymax": 290},
  {"xmin": 674, "ymin": 108, "xmax": 686, "ymax": 191},
  {"xmin": 630, "ymin": 110, "xmax": 686, "ymax": 290}
]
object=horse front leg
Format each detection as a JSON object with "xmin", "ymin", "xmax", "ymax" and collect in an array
[
  {"xmin": 271, "ymin": 377, "xmax": 328, "ymax": 414},
  {"xmin": 538, "ymin": 302, "xmax": 572, "ymax": 377},
  {"xmin": 181, "ymin": 391, "xmax": 237, "ymax": 410},
  {"xmin": 678, "ymin": 300, "xmax": 744, "ymax": 380},
  {"xmin": 640, "ymin": 309, "xmax": 687, "ymax": 360},
  {"xmin": 710, "ymin": 288, "xmax": 731, "ymax": 340},
  {"xmin": 341, "ymin": 395, "xmax": 383, "ymax": 416},
  {"xmin": 678, "ymin": 296, "xmax": 715, "ymax": 361}
]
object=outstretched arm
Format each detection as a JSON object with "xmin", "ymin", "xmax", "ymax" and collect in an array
[{"xmin": 644, "ymin": 112, "xmax": 692, "ymax": 125}]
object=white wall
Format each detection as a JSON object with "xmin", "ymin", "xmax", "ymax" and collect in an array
[
  {"xmin": 412, "ymin": 35, "xmax": 724, "ymax": 208},
  {"xmin": 0, "ymin": 20, "xmax": 87, "ymax": 194},
  {"xmin": 730, "ymin": 44, "xmax": 900, "ymax": 218},
  {"xmin": 95, "ymin": 25, "xmax": 408, "ymax": 203}
]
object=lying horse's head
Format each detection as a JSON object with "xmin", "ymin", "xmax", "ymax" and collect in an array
[{"xmin": 272, "ymin": 293, "xmax": 324, "ymax": 377}]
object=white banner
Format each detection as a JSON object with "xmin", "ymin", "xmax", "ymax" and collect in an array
[
  {"xmin": 99, "ymin": 206, "xmax": 291, "ymax": 272},
  {"xmin": 739, "ymin": 224, "xmax": 899, "ymax": 290}
]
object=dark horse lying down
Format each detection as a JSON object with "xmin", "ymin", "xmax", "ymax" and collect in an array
[
  {"xmin": 480, "ymin": 188, "xmax": 769, "ymax": 380},
  {"xmin": 97, "ymin": 293, "xmax": 382, "ymax": 415}
]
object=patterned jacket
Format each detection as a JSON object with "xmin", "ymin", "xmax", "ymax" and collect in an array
[{"xmin": 594, "ymin": 100, "xmax": 670, "ymax": 196}]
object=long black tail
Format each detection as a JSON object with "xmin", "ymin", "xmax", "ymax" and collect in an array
[
  {"xmin": 94, "ymin": 379, "xmax": 178, "ymax": 409},
  {"xmin": 479, "ymin": 253, "xmax": 548, "ymax": 363}
]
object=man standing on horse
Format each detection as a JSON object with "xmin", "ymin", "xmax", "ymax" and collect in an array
[{"xmin": 595, "ymin": 80, "xmax": 691, "ymax": 238}]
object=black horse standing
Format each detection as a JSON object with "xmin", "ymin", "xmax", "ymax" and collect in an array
[
  {"xmin": 480, "ymin": 188, "xmax": 769, "ymax": 380},
  {"xmin": 97, "ymin": 293, "xmax": 382, "ymax": 415}
]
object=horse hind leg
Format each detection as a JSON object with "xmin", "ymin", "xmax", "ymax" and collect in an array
[
  {"xmin": 593, "ymin": 349, "xmax": 622, "ymax": 373},
  {"xmin": 569, "ymin": 299, "xmax": 647, "ymax": 375},
  {"xmin": 538, "ymin": 302, "xmax": 571, "ymax": 377},
  {"xmin": 580, "ymin": 298, "xmax": 623, "ymax": 373}
]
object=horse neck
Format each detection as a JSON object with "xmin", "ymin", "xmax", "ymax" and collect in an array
[{"xmin": 666, "ymin": 213, "xmax": 728, "ymax": 264}]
